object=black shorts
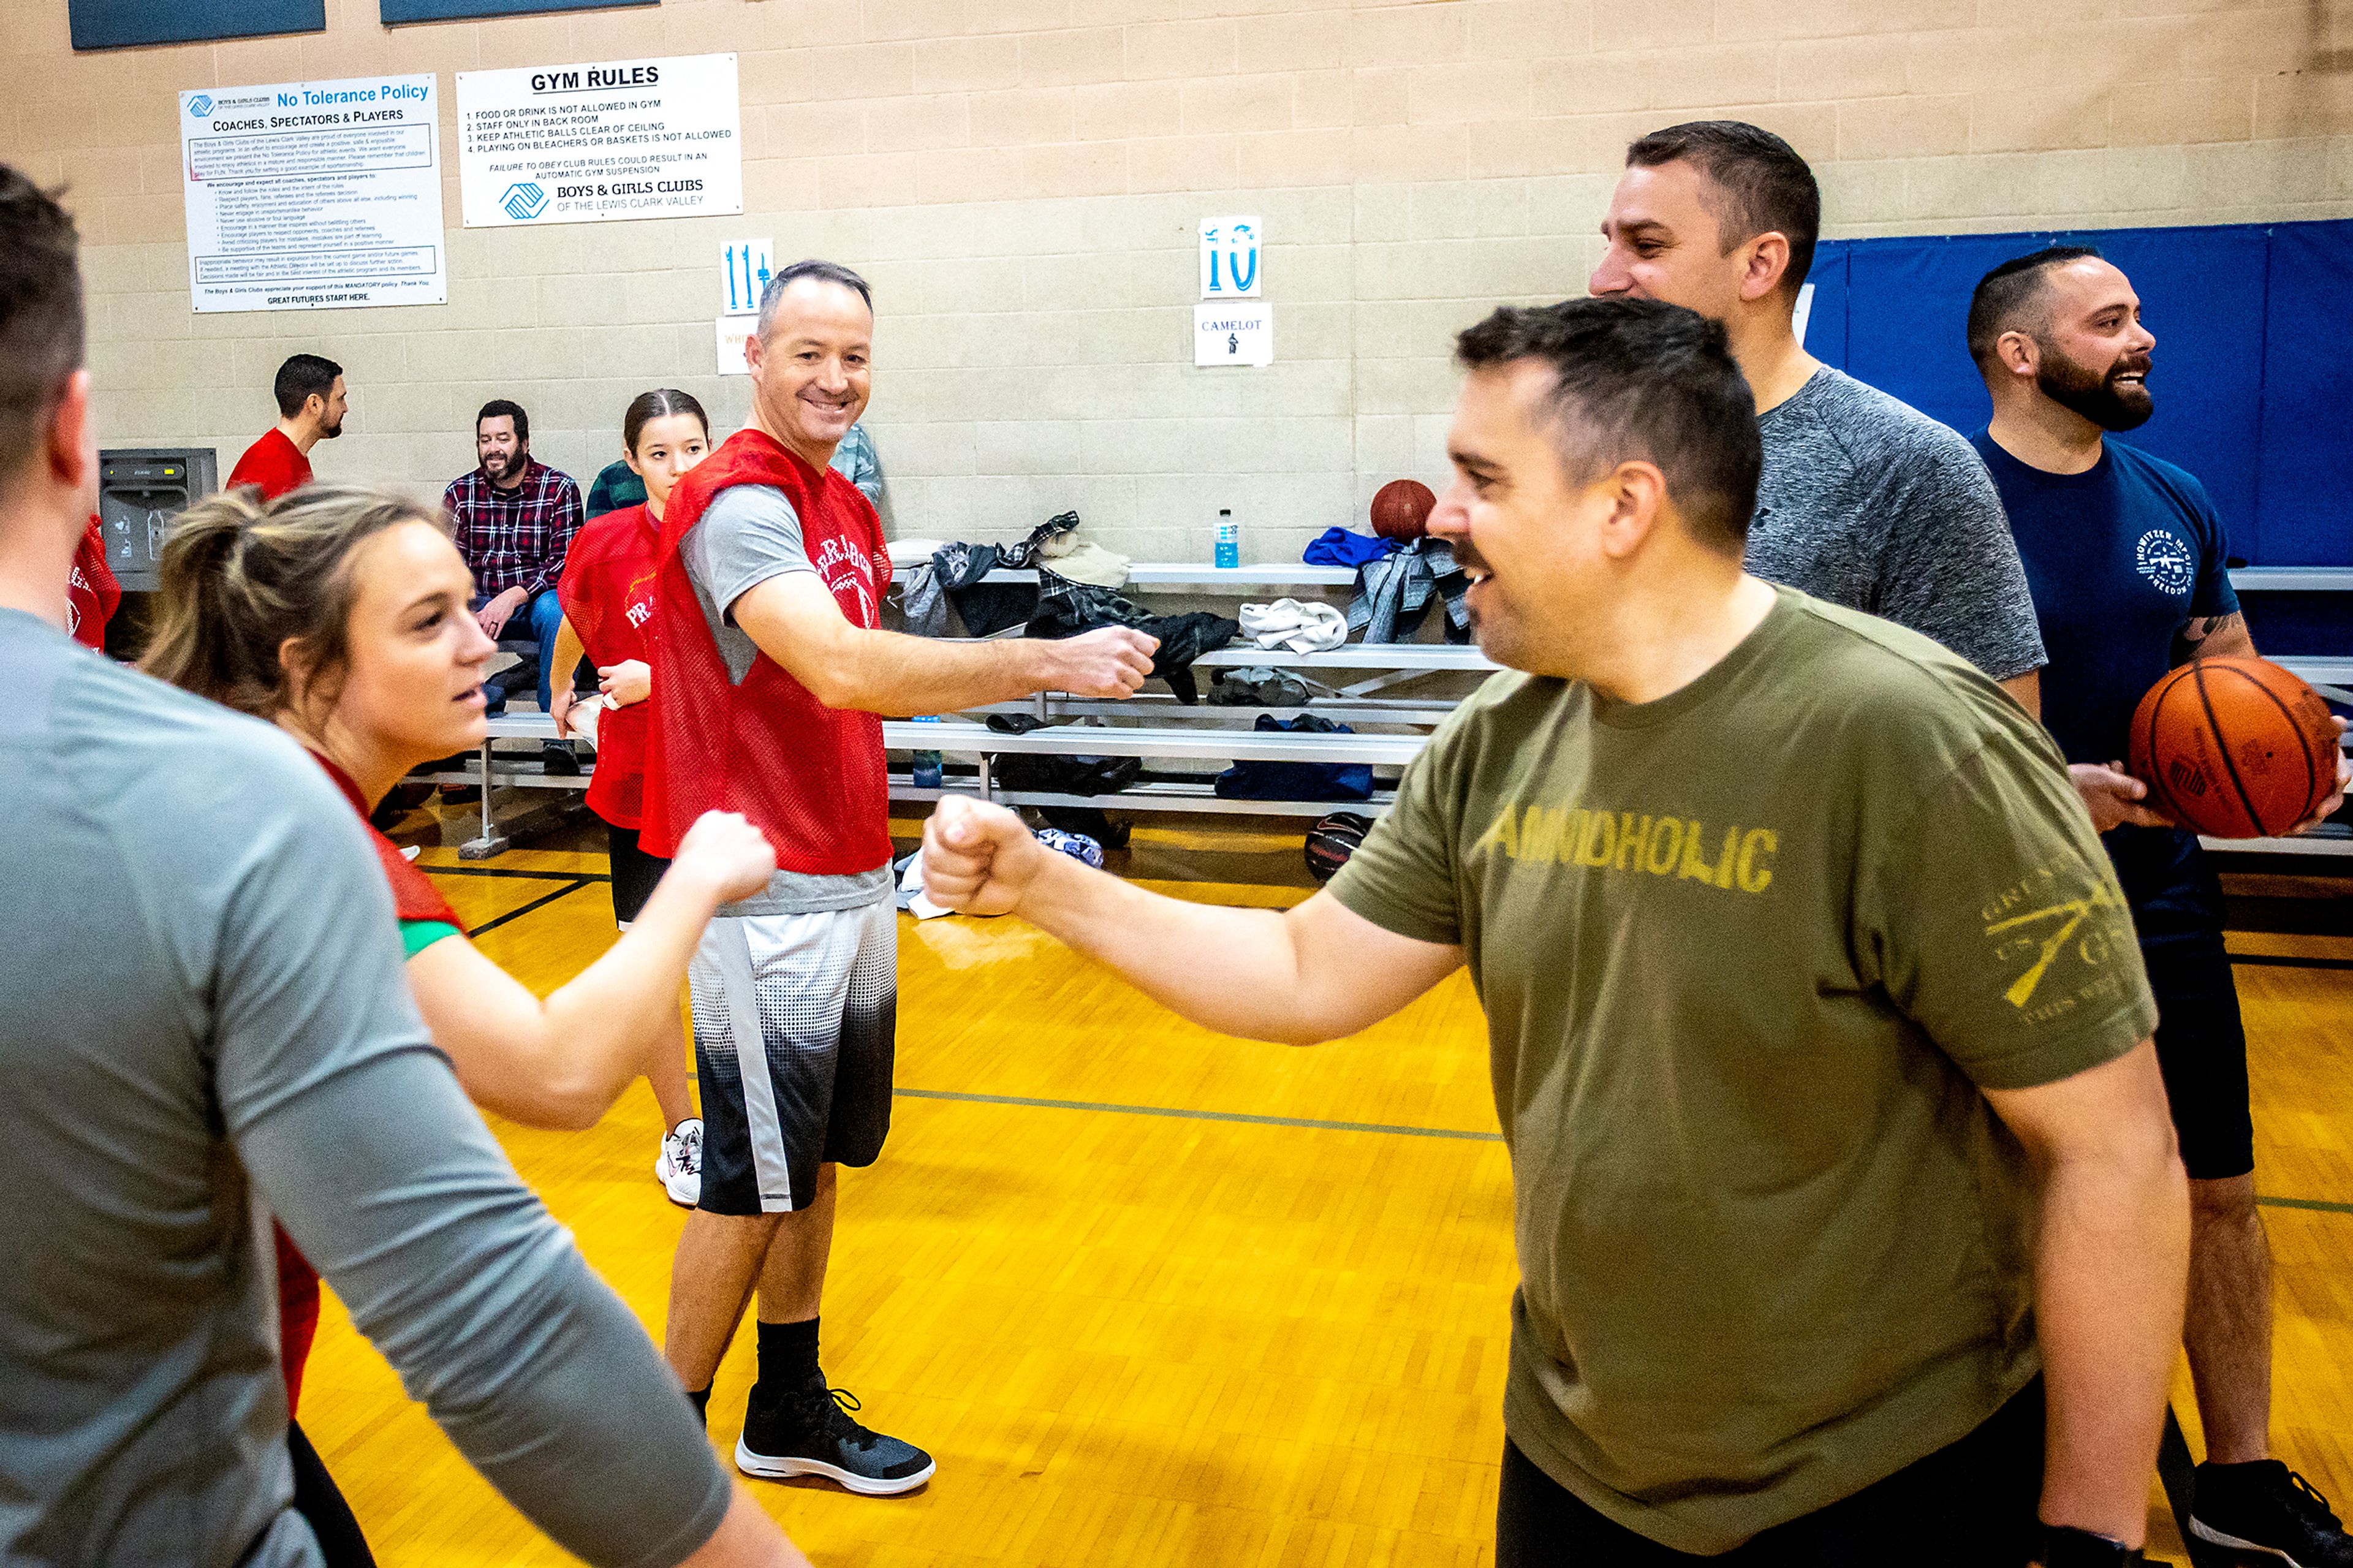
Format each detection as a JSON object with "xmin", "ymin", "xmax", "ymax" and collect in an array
[
  {"xmin": 2105, "ymin": 824, "xmax": 2254, "ymax": 1182},
  {"xmin": 607, "ymin": 822, "xmax": 667, "ymax": 927},
  {"xmin": 687, "ymin": 899, "xmax": 897, "ymax": 1216},
  {"xmin": 1496, "ymin": 1378, "xmax": 2045, "ymax": 1566}
]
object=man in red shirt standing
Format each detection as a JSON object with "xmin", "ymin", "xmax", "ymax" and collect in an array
[
  {"xmin": 644, "ymin": 260, "xmax": 1156, "ymax": 1495},
  {"xmin": 226, "ymin": 353, "xmax": 344, "ymax": 500}
]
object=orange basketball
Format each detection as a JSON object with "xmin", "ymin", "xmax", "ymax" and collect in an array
[
  {"xmin": 2127, "ymin": 657, "xmax": 2342, "ymax": 838},
  {"xmin": 1371, "ymin": 479, "xmax": 1435, "ymax": 542}
]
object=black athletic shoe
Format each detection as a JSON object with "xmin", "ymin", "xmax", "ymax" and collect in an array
[
  {"xmin": 2192, "ymin": 1460, "xmax": 2353, "ymax": 1566},
  {"xmin": 541, "ymin": 741, "xmax": 580, "ymax": 777},
  {"xmin": 735, "ymin": 1383, "xmax": 934, "ymax": 1496}
]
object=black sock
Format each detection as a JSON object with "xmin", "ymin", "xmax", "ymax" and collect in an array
[
  {"xmin": 755, "ymin": 1317, "xmax": 821, "ymax": 1398},
  {"xmin": 685, "ymin": 1385, "xmax": 710, "ymax": 1426}
]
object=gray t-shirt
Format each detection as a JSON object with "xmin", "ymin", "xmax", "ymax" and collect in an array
[
  {"xmin": 1751, "ymin": 367, "xmax": 2046, "ymax": 683},
  {"xmin": 682, "ymin": 484, "xmax": 895, "ymax": 914},
  {"xmin": 0, "ymin": 611, "xmax": 730, "ymax": 1568}
]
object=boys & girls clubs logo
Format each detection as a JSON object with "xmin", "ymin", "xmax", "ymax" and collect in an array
[{"xmin": 501, "ymin": 183, "xmax": 550, "ymax": 221}]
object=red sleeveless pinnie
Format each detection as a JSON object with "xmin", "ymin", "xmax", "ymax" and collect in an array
[
  {"xmin": 641, "ymin": 429, "xmax": 895, "ymax": 871},
  {"xmin": 556, "ymin": 504, "xmax": 662, "ymax": 830}
]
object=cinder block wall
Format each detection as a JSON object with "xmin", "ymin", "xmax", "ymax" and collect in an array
[{"xmin": 6, "ymin": 0, "xmax": 2348, "ymax": 562}]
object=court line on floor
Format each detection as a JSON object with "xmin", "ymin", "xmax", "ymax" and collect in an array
[
  {"xmin": 893, "ymin": 1086, "xmax": 1505, "ymax": 1142},
  {"xmin": 889, "ymin": 1088, "xmax": 1496, "ymax": 1135},
  {"xmin": 2254, "ymin": 1195, "xmax": 2353, "ymax": 1216},
  {"xmin": 892, "ymin": 1086, "xmax": 2353, "ymax": 1214},
  {"xmin": 420, "ymin": 862, "xmax": 613, "ymax": 882},
  {"xmin": 2228, "ymin": 953, "xmax": 2353, "ymax": 972},
  {"xmin": 469, "ymin": 879, "xmax": 598, "ymax": 934}
]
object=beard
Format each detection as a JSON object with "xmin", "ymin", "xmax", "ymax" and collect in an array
[
  {"xmin": 2036, "ymin": 343, "xmax": 2154, "ymax": 431},
  {"xmin": 482, "ymin": 449, "xmax": 521, "ymax": 480},
  {"xmin": 319, "ymin": 417, "xmax": 343, "ymax": 440}
]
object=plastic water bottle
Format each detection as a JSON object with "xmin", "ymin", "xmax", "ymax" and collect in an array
[
  {"xmin": 911, "ymin": 714, "xmax": 942, "ymax": 789},
  {"xmin": 1214, "ymin": 508, "xmax": 1238, "ymax": 569}
]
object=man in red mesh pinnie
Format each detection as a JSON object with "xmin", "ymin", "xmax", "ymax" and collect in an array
[{"xmin": 642, "ymin": 259, "xmax": 1155, "ymax": 1494}]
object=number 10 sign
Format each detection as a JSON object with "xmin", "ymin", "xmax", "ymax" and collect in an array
[{"xmin": 1199, "ymin": 216, "xmax": 1262, "ymax": 298}]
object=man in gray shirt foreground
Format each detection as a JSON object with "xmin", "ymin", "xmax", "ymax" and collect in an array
[
  {"xmin": 1590, "ymin": 119, "xmax": 2047, "ymax": 714},
  {"xmin": 0, "ymin": 165, "xmax": 804, "ymax": 1568}
]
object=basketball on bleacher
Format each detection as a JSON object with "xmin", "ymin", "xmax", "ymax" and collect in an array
[
  {"xmin": 1370, "ymin": 479, "xmax": 1435, "ymax": 542},
  {"xmin": 1305, "ymin": 812, "xmax": 1373, "ymax": 882},
  {"xmin": 2128, "ymin": 657, "xmax": 2341, "ymax": 838}
]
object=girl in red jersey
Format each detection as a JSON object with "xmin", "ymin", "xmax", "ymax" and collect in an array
[
  {"xmin": 143, "ymin": 483, "xmax": 773, "ymax": 1567},
  {"xmin": 550, "ymin": 389, "xmax": 711, "ymax": 1205}
]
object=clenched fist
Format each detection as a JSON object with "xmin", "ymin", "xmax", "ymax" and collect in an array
[
  {"xmin": 599, "ymin": 658, "xmax": 652, "ymax": 706},
  {"xmin": 670, "ymin": 810, "xmax": 779, "ymax": 906},
  {"xmin": 921, "ymin": 795, "xmax": 1048, "ymax": 917},
  {"xmin": 1039, "ymin": 627, "xmax": 1157, "ymax": 698}
]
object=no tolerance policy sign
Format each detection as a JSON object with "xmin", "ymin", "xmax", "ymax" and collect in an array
[
  {"xmin": 455, "ymin": 53, "xmax": 742, "ymax": 229},
  {"xmin": 178, "ymin": 74, "xmax": 446, "ymax": 314}
]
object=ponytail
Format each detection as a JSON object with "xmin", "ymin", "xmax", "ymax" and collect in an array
[
  {"xmin": 142, "ymin": 483, "xmax": 447, "ymax": 725},
  {"xmin": 623, "ymin": 387, "xmax": 709, "ymax": 455}
]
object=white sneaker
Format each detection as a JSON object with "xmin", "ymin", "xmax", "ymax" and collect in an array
[{"xmin": 656, "ymin": 1118, "xmax": 702, "ymax": 1208}]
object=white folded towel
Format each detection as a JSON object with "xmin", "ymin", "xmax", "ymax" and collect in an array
[
  {"xmin": 1238, "ymin": 597, "xmax": 1348, "ymax": 654},
  {"xmin": 567, "ymin": 692, "xmax": 613, "ymax": 746}
]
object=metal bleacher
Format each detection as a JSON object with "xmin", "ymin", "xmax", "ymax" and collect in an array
[
  {"xmin": 2228, "ymin": 570, "xmax": 2353, "ymax": 856},
  {"xmin": 429, "ymin": 644, "xmax": 1466, "ymax": 855},
  {"xmin": 887, "ymin": 562, "xmax": 1473, "ymax": 831},
  {"xmin": 415, "ymin": 561, "xmax": 2351, "ymax": 861},
  {"xmin": 415, "ymin": 560, "xmax": 1470, "ymax": 855}
]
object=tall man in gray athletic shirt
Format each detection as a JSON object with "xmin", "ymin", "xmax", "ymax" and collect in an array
[
  {"xmin": 1590, "ymin": 119, "xmax": 2047, "ymax": 716},
  {"xmin": 0, "ymin": 166, "xmax": 805, "ymax": 1568}
]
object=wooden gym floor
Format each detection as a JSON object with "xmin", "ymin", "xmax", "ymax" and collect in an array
[{"xmin": 301, "ymin": 807, "xmax": 2353, "ymax": 1566}]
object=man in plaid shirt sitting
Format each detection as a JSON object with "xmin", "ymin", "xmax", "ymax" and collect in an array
[{"xmin": 443, "ymin": 399, "xmax": 586, "ymax": 770}]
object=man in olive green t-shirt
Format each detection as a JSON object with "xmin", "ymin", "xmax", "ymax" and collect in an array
[{"xmin": 922, "ymin": 299, "xmax": 2189, "ymax": 1566}]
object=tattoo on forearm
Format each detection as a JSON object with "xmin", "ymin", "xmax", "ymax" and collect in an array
[
  {"xmin": 2181, "ymin": 612, "xmax": 2235, "ymax": 643},
  {"xmin": 2178, "ymin": 612, "xmax": 2248, "ymax": 661}
]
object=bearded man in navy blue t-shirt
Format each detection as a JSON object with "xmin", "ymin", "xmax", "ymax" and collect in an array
[{"xmin": 1967, "ymin": 246, "xmax": 2352, "ymax": 1567}]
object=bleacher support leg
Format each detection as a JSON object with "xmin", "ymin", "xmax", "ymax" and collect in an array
[{"xmin": 460, "ymin": 736, "xmax": 510, "ymax": 860}]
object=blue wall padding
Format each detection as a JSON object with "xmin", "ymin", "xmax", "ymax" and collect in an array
[
  {"xmin": 71, "ymin": 0, "xmax": 322, "ymax": 48},
  {"xmin": 1808, "ymin": 219, "xmax": 2353, "ymax": 573},
  {"xmin": 381, "ymin": 0, "xmax": 652, "ymax": 21},
  {"xmin": 2255, "ymin": 222, "xmax": 2353, "ymax": 569},
  {"xmin": 1799, "ymin": 246, "xmax": 1849, "ymax": 368}
]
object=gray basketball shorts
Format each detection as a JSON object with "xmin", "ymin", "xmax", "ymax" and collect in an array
[{"xmin": 689, "ymin": 896, "xmax": 898, "ymax": 1215}]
